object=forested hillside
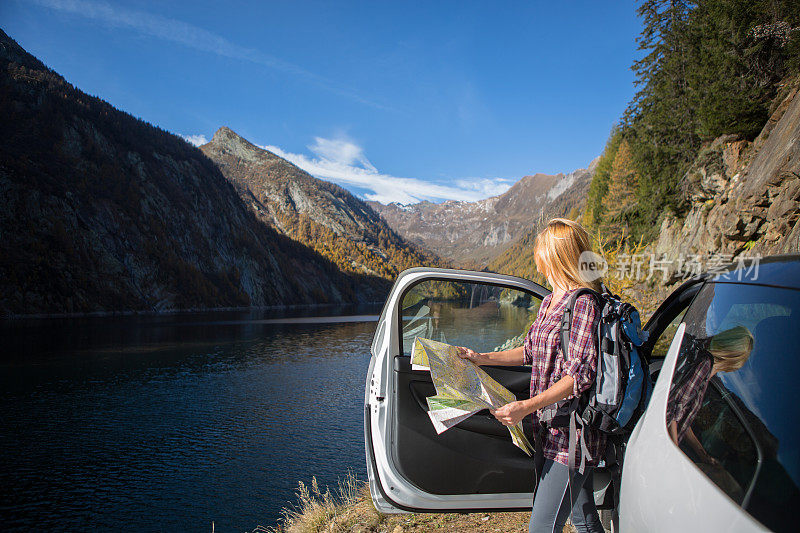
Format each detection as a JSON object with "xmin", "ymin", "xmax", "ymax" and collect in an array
[
  {"xmin": 0, "ymin": 30, "xmax": 390, "ymax": 315},
  {"xmin": 490, "ymin": 0, "xmax": 800, "ymax": 285},
  {"xmin": 584, "ymin": 0, "xmax": 800, "ymax": 243},
  {"xmin": 200, "ymin": 127, "xmax": 443, "ymax": 280}
]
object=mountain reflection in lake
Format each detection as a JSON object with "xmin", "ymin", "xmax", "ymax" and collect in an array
[{"xmin": 0, "ymin": 306, "xmax": 381, "ymax": 532}]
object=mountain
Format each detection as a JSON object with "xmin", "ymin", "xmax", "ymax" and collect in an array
[
  {"xmin": 199, "ymin": 127, "xmax": 443, "ymax": 280},
  {"xmin": 0, "ymin": 30, "xmax": 389, "ymax": 316},
  {"xmin": 368, "ymin": 164, "xmax": 596, "ymax": 266}
]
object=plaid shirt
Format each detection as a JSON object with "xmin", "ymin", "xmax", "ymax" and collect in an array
[
  {"xmin": 666, "ymin": 351, "xmax": 713, "ymax": 443},
  {"xmin": 523, "ymin": 289, "xmax": 605, "ymax": 467}
]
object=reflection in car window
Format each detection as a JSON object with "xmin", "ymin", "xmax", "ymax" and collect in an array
[
  {"xmin": 666, "ymin": 282, "xmax": 800, "ymax": 530},
  {"xmin": 400, "ymin": 280, "xmax": 541, "ymax": 358}
]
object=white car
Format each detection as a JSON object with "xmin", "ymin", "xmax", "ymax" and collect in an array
[{"xmin": 364, "ymin": 256, "xmax": 799, "ymax": 532}]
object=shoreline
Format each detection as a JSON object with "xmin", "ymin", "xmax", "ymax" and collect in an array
[{"xmin": 0, "ymin": 300, "xmax": 387, "ymax": 322}]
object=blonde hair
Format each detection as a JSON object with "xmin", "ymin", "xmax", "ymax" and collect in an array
[
  {"xmin": 709, "ymin": 326, "xmax": 753, "ymax": 373},
  {"xmin": 533, "ymin": 218, "xmax": 602, "ymax": 291}
]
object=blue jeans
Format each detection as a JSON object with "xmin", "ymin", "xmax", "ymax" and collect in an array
[{"xmin": 528, "ymin": 459, "xmax": 604, "ymax": 533}]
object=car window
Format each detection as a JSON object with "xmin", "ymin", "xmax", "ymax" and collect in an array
[
  {"xmin": 666, "ymin": 282, "xmax": 800, "ymax": 530},
  {"xmin": 399, "ymin": 279, "xmax": 541, "ymax": 357},
  {"xmin": 650, "ymin": 306, "xmax": 688, "ymax": 359},
  {"xmin": 688, "ymin": 379, "xmax": 759, "ymax": 504}
]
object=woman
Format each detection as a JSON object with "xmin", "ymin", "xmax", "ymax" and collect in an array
[{"xmin": 458, "ymin": 218, "xmax": 605, "ymax": 533}]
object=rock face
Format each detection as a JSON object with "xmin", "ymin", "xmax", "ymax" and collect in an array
[
  {"xmin": 368, "ymin": 164, "xmax": 596, "ymax": 266},
  {"xmin": 0, "ymin": 30, "xmax": 387, "ymax": 315},
  {"xmin": 654, "ymin": 80, "xmax": 800, "ymax": 266},
  {"xmin": 200, "ymin": 127, "xmax": 441, "ymax": 279}
]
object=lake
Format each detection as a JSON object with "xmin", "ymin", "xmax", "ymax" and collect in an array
[{"xmin": 0, "ymin": 305, "xmax": 382, "ymax": 532}]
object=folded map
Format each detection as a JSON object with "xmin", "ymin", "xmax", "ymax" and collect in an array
[{"xmin": 411, "ymin": 336, "xmax": 533, "ymax": 456}]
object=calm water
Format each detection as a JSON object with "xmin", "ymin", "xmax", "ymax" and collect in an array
[{"xmin": 0, "ymin": 305, "xmax": 381, "ymax": 532}]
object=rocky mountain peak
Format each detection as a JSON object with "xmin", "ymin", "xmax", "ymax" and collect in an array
[
  {"xmin": 206, "ymin": 126, "xmax": 284, "ymax": 165},
  {"xmin": 210, "ymin": 125, "xmax": 242, "ymax": 145}
]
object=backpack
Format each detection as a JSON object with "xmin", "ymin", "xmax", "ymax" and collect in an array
[{"xmin": 539, "ymin": 285, "xmax": 653, "ymax": 474}]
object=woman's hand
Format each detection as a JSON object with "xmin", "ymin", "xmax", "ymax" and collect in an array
[
  {"xmin": 456, "ymin": 346, "xmax": 489, "ymax": 366},
  {"xmin": 490, "ymin": 400, "xmax": 532, "ymax": 426}
]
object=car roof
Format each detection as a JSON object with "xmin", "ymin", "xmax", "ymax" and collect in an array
[{"xmin": 711, "ymin": 253, "xmax": 800, "ymax": 290}]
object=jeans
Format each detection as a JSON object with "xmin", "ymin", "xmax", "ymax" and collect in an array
[{"xmin": 528, "ymin": 458, "xmax": 605, "ymax": 533}]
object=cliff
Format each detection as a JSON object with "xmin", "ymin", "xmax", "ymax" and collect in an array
[
  {"xmin": 654, "ymin": 78, "xmax": 800, "ymax": 269},
  {"xmin": 0, "ymin": 30, "xmax": 388, "ymax": 315}
]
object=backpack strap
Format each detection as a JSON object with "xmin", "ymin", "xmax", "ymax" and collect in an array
[
  {"xmin": 568, "ymin": 410, "xmax": 593, "ymax": 474},
  {"xmin": 566, "ymin": 409, "xmax": 594, "ymax": 526},
  {"xmin": 558, "ymin": 286, "xmax": 603, "ymax": 528},
  {"xmin": 559, "ymin": 287, "xmax": 602, "ymax": 367}
]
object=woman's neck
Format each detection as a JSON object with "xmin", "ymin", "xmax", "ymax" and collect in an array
[{"xmin": 551, "ymin": 283, "xmax": 577, "ymax": 300}]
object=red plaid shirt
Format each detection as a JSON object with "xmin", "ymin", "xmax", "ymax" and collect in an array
[{"xmin": 523, "ymin": 289, "xmax": 605, "ymax": 467}]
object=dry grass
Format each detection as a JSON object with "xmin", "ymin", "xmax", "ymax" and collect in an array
[
  {"xmin": 261, "ymin": 473, "xmax": 583, "ymax": 533},
  {"xmin": 260, "ymin": 471, "xmax": 377, "ymax": 533}
]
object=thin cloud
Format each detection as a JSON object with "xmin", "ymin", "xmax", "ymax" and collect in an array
[
  {"xmin": 454, "ymin": 177, "xmax": 513, "ymax": 198},
  {"xmin": 181, "ymin": 134, "xmax": 208, "ymax": 147},
  {"xmin": 262, "ymin": 136, "xmax": 512, "ymax": 204},
  {"xmin": 28, "ymin": 0, "xmax": 392, "ymax": 110}
]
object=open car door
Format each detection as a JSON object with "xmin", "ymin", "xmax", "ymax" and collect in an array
[
  {"xmin": 364, "ymin": 267, "xmax": 552, "ymax": 513},
  {"xmin": 364, "ymin": 268, "xmax": 704, "ymax": 515}
]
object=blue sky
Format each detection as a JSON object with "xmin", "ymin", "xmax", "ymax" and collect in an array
[{"xmin": 3, "ymin": 1, "xmax": 643, "ymax": 204}]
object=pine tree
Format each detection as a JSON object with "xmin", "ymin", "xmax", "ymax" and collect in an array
[
  {"xmin": 583, "ymin": 128, "xmax": 623, "ymax": 229},
  {"xmin": 600, "ymin": 140, "xmax": 639, "ymax": 240}
]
